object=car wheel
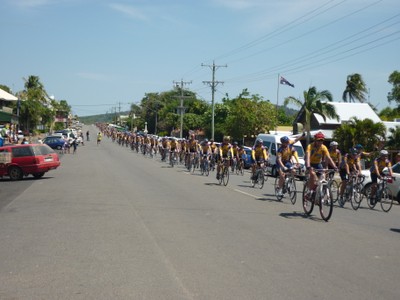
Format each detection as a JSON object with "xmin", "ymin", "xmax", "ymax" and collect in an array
[
  {"xmin": 8, "ymin": 166, "xmax": 23, "ymax": 181},
  {"xmin": 33, "ymin": 172, "xmax": 45, "ymax": 179}
]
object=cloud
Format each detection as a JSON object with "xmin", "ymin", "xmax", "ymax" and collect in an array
[
  {"xmin": 12, "ymin": 0, "xmax": 53, "ymax": 8},
  {"xmin": 109, "ymin": 3, "xmax": 148, "ymax": 21}
]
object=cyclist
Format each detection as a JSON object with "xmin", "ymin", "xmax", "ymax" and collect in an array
[
  {"xmin": 369, "ymin": 149, "xmax": 393, "ymax": 205},
  {"xmin": 231, "ymin": 141, "xmax": 240, "ymax": 172},
  {"xmin": 338, "ymin": 147, "xmax": 362, "ymax": 204},
  {"xmin": 200, "ymin": 139, "xmax": 211, "ymax": 170},
  {"xmin": 168, "ymin": 137, "xmax": 178, "ymax": 162},
  {"xmin": 217, "ymin": 136, "xmax": 233, "ymax": 180},
  {"xmin": 355, "ymin": 144, "xmax": 372, "ymax": 159},
  {"xmin": 251, "ymin": 138, "xmax": 268, "ymax": 180},
  {"xmin": 327, "ymin": 141, "xmax": 341, "ymax": 170},
  {"xmin": 187, "ymin": 134, "xmax": 200, "ymax": 169},
  {"xmin": 276, "ymin": 136, "xmax": 300, "ymax": 196},
  {"xmin": 97, "ymin": 132, "xmax": 102, "ymax": 145},
  {"xmin": 305, "ymin": 132, "xmax": 337, "ymax": 195}
]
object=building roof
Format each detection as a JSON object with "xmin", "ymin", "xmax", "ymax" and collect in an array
[
  {"xmin": 314, "ymin": 102, "xmax": 381, "ymax": 125},
  {"xmin": 0, "ymin": 88, "xmax": 18, "ymax": 101}
]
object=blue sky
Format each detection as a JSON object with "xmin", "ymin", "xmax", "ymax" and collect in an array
[{"xmin": 1, "ymin": 0, "xmax": 399, "ymax": 117}]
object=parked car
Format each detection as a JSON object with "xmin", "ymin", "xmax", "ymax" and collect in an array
[
  {"xmin": 0, "ymin": 144, "xmax": 61, "ymax": 180},
  {"xmin": 242, "ymin": 146, "xmax": 253, "ymax": 169},
  {"xmin": 43, "ymin": 136, "xmax": 66, "ymax": 150},
  {"xmin": 255, "ymin": 133, "xmax": 306, "ymax": 178}
]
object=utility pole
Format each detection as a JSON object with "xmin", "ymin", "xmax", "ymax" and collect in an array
[
  {"xmin": 202, "ymin": 61, "xmax": 227, "ymax": 140},
  {"xmin": 173, "ymin": 79, "xmax": 192, "ymax": 139}
]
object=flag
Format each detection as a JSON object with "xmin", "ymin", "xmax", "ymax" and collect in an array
[{"xmin": 280, "ymin": 76, "xmax": 294, "ymax": 88}]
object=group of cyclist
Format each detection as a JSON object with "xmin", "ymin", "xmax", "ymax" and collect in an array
[
  {"xmin": 96, "ymin": 123, "xmax": 394, "ymax": 206},
  {"xmin": 304, "ymin": 132, "xmax": 393, "ymax": 205}
]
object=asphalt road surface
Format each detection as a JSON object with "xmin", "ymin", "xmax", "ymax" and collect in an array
[{"xmin": 1, "ymin": 125, "xmax": 400, "ymax": 300}]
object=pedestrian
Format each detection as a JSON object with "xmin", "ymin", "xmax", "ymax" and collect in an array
[
  {"xmin": 86, "ymin": 130, "xmax": 90, "ymax": 141},
  {"xmin": 79, "ymin": 132, "xmax": 84, "ymax": 146},
  {"xmin": 72, "ymin": 138, "xmax": 78, "ymax": 154}
]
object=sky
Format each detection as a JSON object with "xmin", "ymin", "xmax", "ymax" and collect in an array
[{"xmin": 0, "ymin": 0, "xmax": 399, "ymax": 117}]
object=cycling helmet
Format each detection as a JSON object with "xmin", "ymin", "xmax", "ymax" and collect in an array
[
  {"xmin": 280, "ymin": 136, "xmax": 289, "ymax": 143},
  {"xmin": 355, "ymin": 144, "xmax": 363, "ymax": 149},
  {"xmin": 314, "ymin": 132, "xmax": 325, "ymax": 140},
  {"xmin": 330, "ymin": 141, "xmax": 338, "ymax": 147},
  {"xmin": 233, "ymin": 141, "xmax": 238, "ymax": 145},
  {"xmin": 203, "ymin": 138, "xmax": 209, "ymax": 143},
  {"xmin": 349, "ymin": 148, "xmax": 358, "ymax": 155},
  {"xmin": 380, "ymin": 149, "xmax": 389, "ymax": 156},
  {"xmin": 256, "ymin": 138, "xmax": 263, "ymax": 145}
]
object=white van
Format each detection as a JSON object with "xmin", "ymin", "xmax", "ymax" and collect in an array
[{"xmin": 255, "ymin": 133, "xmax": 306, "ymax": 178}]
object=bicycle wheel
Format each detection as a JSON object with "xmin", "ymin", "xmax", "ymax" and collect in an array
[
  {"xmin": 350, "ymin": 187, "xmax": 362, "ymax": 211},
  {"xmin": 319, "ymin": 185, "xmax": 333, "ymax": 222},
  {"xmin": 380, "ymin": 188, "xmax": 393, "ymax": 212},
  {"xmin": 240, "ymin": 162, "xmax": 244, "ymax": 176},
  {"xmin": 288, "ymin": 178, "xmax": 297, "ymax": 205},
  {"xmin": 200, "ymin": 161, "xmax": 205, "ymax": 175},
  {"xmin": 191, "ymin": 158, "xmax": 196, "ymax": 173},
  {"xmin": 223, "ymin": 166, "xmax": 229, "ymax": 186},
  {"xmin": 329, "ymin": 180, "xmax": 339, "ymax": 204},
  {"xmin": 302, "ymin": 185, "xmax": 314, "ymax": 215},
  {"xmin": 365, "ymin": 185, "xmax": 377, "ymax": 209},
  {"xmin": 274, "ymin": 177, "xmax": 283, "ymax": 201},
  {"xmin": 257, "ymin": 170, "xmax": 264, "ymax": 189},
  {"xmin": 205, "ymin": 161, "xmax": 210, "ymax": 176}
]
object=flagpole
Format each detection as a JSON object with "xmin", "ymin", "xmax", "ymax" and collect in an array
[{"xmin": 276, "ymin": 73, "xmax": 280, "ymax": 134}]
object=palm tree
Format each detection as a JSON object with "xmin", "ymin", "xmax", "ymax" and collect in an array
[
  {"xmin": 333, "ymin": 117, "xmax": 387, "ymax": 153},
  {"xmin": 342, "ymin": 73, "xmax": 368, "ymax": 103},
  {"xmin": 387, "ymin": 126, "xmax": 400, "ymax": 150},
  {"xmin": 284, "ymin": 86, "xmax": 339, "ymax": 145}
]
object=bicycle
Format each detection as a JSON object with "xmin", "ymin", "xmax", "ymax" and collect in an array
[
  {"xmin": 217, "ymin": 158, "xmax": 230, "ymax": 186},
  {"xmin": 364, "ymin": 176, "xmax": 394, "ymax": 212},
  {"xmin": 274, "ymin": 167, "xmax": 297, "ymax": 204},
  {"xmin": 200, "ymin": 154, "xmax": 210, "ymax": 176},
  {"xmin": 338, "ymin": 173, "xmax": 365, "ymax": 210},
  {"xmin": 236, "ymin": 157, "xmax": 245, "ymax": 176},
  {"xmin": 251, "ymin": 161, "xmax": 265, "ymax": 189},
  {"xmin": 169, "ymin": 150, "xmax": 177, "ymax": 168},
  {"xmin": 302, "ymin": 169, "xmax": 335, "ymax": 222}
]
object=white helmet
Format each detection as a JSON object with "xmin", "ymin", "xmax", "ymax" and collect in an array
[
  {"xmin": 380, "ymin": 149, "xmax": 388, "ymax": 156},
  {"xmin": 330, "ymin": 141, "xmax": 338, "ymax": 147}
]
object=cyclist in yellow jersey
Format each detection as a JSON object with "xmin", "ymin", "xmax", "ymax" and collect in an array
[
  {"xmin": 369, "ymin": 149, "xmax": 393, "ymax": 204},
  {"xmin": 251, "ymin": 138, "xmax": 268, "ymax": 180},
  {"xmin": 305, "ymin": 132, "xmax": 337, "ymax": 191},
  {"xmin": 200, "ymin": 138, "xmax": 211, "ymax": 167},
  {"xmin": 338, "ymin": 147, "xmax": 361, "ymax": 203},
  {"xmin": 276, "ymin": 136, "xmax": 300, "ymax": 196},
  {"xmin": 327, "ymin": 141, "xmax": 341, "ymax": 169},
  {"xmin": 231, "ymin": 141, "xmax": 240, "ymax": 171},
  {"xmin": 217, "ymin": 136, "xmax": 233, "ymax": 180}
]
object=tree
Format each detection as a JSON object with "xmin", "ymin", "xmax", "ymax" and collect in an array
[
  {"xmin": 333, "ymin": 117, "xmax": 387, "ymax": 153},
  {"xmin": 379, "ymin": 107, "xmax": 400, "ymax": 121},
  {"xmin": 18, "ymin": 75, "xmax": 50, "ymax": 132},
  {"xmin": 342, "ymin": 73, "xmax": 368, "ymax": 103},
  {"xmin": 388, "ymin": 70, "xmax": 400, "ymax": 108},
  {"xmin": 284, "ymin": 86, "xmax": 339, "ymax": 145},
  {"xmin": 386, "ymin": 126, "xmax": 400, "ymax": 150}
]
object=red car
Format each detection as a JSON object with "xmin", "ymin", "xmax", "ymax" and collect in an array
[{"xmin": 0, "ymin": 144, "xmax": 61, "ymax": 180}]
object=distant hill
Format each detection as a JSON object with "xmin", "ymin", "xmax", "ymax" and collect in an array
[{"xmin": 78, "ymin": 111, "xmax": 129, "ymax": 125}]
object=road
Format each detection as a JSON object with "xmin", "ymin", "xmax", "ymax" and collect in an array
[{"xmin": 1, "ymin": 125, "xmax": 400, "ymax": 300}]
